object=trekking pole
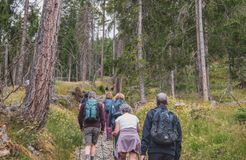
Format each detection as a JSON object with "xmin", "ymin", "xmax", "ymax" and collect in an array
[{"xmin": 101, "ymin": 134, "xmax": 105, "ymax": 160}]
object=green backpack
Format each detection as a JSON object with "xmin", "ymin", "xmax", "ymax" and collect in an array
[{"xmin": 84, "ymin": 99, "xmax": 98, "ymax": 122}]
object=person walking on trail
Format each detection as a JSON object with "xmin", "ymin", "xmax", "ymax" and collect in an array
[
  {"xmin": 103, "ymin": 92, "xmax": 114, "ymax": 140},
  {"xmin": 78, "ymin": 91, "xmax": 105, "ymax": 160},
  {"xmin": 112, "ymin": 104, "xmax": 141, "ymax": 160},
  {"xmin": 140, "ymin": 93, "xmax": 182, "ymax": 160},
  {"xmin": 109, "ymin": 93, "xmax": 126, "ymax": 130},
  {"xmin": 108, "ymin": 93, "xmax": 126, "ymax": 159}
]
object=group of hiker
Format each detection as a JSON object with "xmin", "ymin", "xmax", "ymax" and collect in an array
[{"xmin": 78, "ymin": 91, "xmax": 182, "ymax": 160}]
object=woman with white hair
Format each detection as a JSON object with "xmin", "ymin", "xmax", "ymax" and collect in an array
[{"xmin": 112, "ymin": 104, "xmax": 141, "ymax": 160}]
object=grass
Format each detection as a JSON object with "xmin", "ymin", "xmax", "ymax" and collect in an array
[
  {"xmin": 2, "ymin": 78, "xmax": 245, "ymax": 160},
  {"xmin": 45, "ymin": 105, "xmax": 82, "ymax": 160},
  {"xmin": 136, "ymin": 99, "xmax": 246, "ymax": 160}
]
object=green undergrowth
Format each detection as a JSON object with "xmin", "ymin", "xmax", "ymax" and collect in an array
[
  {"xmin": 2, "ymin": 79, "xmax": 245, "ymax": 160},
  {"xmin": 136, "ymin": 100, "xmax": 246, "ymax": 160},
  {"xmin": 45, "ymin": 105, "xmax": 82, "ymax": 160}
]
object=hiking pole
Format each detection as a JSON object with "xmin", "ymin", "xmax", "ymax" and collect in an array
[{"xmin": 101, "ymin": 134, "xmax": 105, "ymax": 160}]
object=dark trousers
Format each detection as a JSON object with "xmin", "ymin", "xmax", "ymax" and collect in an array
[{"xmin": 149, "ymin": 153, "xmax": 175, "ymax": 160}]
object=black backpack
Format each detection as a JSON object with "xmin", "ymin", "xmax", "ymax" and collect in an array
[{"xmin": 150, "ymin": 108, "xmax": 178, "ymax": 145}]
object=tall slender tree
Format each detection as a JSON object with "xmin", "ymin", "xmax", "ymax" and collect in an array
[
  {"xmin": 100, "ymin": 0, "xmax": 106, "ymax": 79},
  {"xmin": 16, "ymin": 0, "xmax": 29, "ymax": 85},
  {"xmin": 138, "ymin": 0, "xmax": 146, "ymax": 103},
  {"xmin": 4, "ymin": 41, "xmax": 8, "ymax": 85},
  {"xmin": 195, "ymin": 0, "xmax": 209, "ymax": 101},
  {"xmin": 22, "ymin": 0, "xmax": 61, "ymax": 128}
]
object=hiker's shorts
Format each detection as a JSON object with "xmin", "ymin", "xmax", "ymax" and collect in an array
[{"xmin": 84, "ymin": 127, "xmax": 100, "ymax": 145}]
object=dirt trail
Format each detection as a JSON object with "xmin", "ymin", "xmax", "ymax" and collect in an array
[{"xmin": 75, "ymin": 134, "xmax": 114, "ymax": 160}]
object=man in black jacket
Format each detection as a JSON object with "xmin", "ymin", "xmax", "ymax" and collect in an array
[{"xmin": 140, "ymin": 93, "xmax": 182, "ymax": 160}]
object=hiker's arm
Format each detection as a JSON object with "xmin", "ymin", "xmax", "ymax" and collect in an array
[
  {"xmin": 99, "ymin": 103, "xmax": 105, "ymax": 132},
  {"xmin": 175, "ymin": 116, "xmax": 182, "ymax": 160},
  {"xmin": 78, "ymin": 104, "xmax": 84, "ymax": 130},
  {"xmin": 137, "ymin": 123, "xmax": 141, "ymax": 133},
  {"xmin": 112, "ymin": 122, "xmax": 120, "ymax": 136},
  {"xmin": 141, "ymin": 111, "xmax": 152, "ymax": 156}
]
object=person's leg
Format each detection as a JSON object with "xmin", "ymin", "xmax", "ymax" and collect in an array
[
  {"xmin": 129, "ymin": 152, "xmax": 138, "ymax": 160},
  {"xmin": 119, "ymin": 152, "xmax": 127, "ymax": 160},
  {"xmin": 84, "ymin": 127, "xmax": 93, "ymax": 160},
  {"xmin": 91, "ymin": 127, "xmax": 100, "ymax": 160},
  {"xmin": 90, "ymin": 144, "xmax": 96, "ymax": 156},
  {"xmin": 85, "ymin": 145, "xmax": 91, "ymax": 159}
]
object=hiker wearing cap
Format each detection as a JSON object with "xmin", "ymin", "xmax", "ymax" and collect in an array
[
  {"xmin": 112, "ymin": 104, "xmax": 141, "ymax": 160},
  {"xmin": 78, "ymin": 91, "xmax": 105, "ymax": 160},
  {"xmin": 103, "ymin": 92, "xmax": 114, "ymax": 140},
  {"xmin": 140, "ymin": 93, "xmax": 182, "ymax": 160}
]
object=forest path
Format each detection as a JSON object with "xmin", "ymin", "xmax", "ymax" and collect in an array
[{"xmin": 75, "ymin": 134, "xmax": 114, "ymax": 160}]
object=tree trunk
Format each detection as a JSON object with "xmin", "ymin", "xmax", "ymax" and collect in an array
[
  {"xmin": 16, "ymin": 0, "xmax": 29, "ymax": 85},
  {"xmin": 67, "ymin": 53, "xmax": 72, "ymax": 82},
  {"xmin": 114, "ymin": 37, "xmax": 124, "ymax": 94},
  {"xmin": 88, "ymin": 4, "xmax": 94, "ymax": 81},
  {"xmin": 195, "ymin": 0, "xmax": 202, "ymax": 97},
  {"xmin": 22, "ymin": 0, "xmax": 61, "ymax": 128},
  {"xmin": 112, "ymin": 0, "xmax": 116, "ymax": 76},
  {"xmin": 77, "ymin": 2, "xmax": 91, "ymax": 81},
  {"xmin": 196, "ymin": 0, "xmax": 209, "ymax": 101},
  {"xmin": 169, "ymin": 46, "xmax": 175, "ymax": 98},
  {"xmin": 4, "ymin": 42, "xmax": 8, "ymax": 85},
  {"xmin": 138, "ymin": 0, "xmax": 146, "ymax": 103},
  {"xmin": 100, "ymin": 0, "xmax": 106, "ymax": 79},
  {"xmin": 12, "ymin": 55, "xmax": 18, "ymax": 86}
]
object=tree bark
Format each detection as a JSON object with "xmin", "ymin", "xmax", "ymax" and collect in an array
[
  {"xmin": 112, "ymin": 0, "xmax": 116, "ymax": 76},
  {"xmin": 77, "ymin": 2, "xmax": 91, "ymax": 81},
  {"xmin": 138, "ymin": 0, "xmax": 146, "ymax": 103},
  {"xmin": 22, "ymin": 0, "xmax": 61, "ymax": 128},
  {"xmin": 195, "ymin": 0, "xmax": 203, "ymax": 97},
  {"xmin": 169, "ymin": 46, "xmax": 175, "ymax": 98},
  {"xmin": 4, "ymin": 42, "xmax": 8, "ymax": 85},
  {"xmin": 16, "ymin": 0, "xmax": 29, "ymax": 85},
  {"xmin": 196, "ymin": 0, "xmax": 209, "ymax": 101},
  {"xmin": 89, "ymin": 3, "xmax": 94, "ymax": 81},
  {"xmin": 67, "ymin": 53, "xmax": 72, "ymax": 82},
  {"xmin": 100, "ymin": 0, "xmax": 106, "ymax": 79}
]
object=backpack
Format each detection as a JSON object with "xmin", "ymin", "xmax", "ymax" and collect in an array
[
  {"xmin": 150, "ymin": 108, "xmax": 178, "ymax": 145},
  {"xmin": 104, "ymin": 99, "xmax": 113, "ymax": 113},
  {"xmin": 84, "ymin": 99, "xmax": 99, "ymax": 122},
  {"xmin": 110, "ymin": 99, "xmax": 125, "ymax": 127}
]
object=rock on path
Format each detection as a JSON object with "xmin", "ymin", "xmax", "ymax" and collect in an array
[{"xmin": 75, "ymin": 135, "xmax": 114, "ymax": 160}]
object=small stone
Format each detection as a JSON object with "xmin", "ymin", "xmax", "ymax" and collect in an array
[{"xmin": 0, "ymin": 149, "xmax": 10, "ymax": 157}]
